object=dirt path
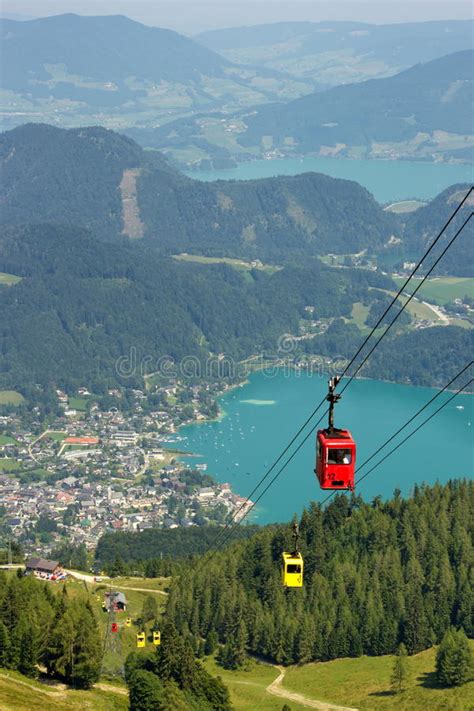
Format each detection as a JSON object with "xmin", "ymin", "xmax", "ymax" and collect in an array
[
  {"xmin": 64, "ymin": 570, "xmax": 168, "ymax": 595},
  {"xmin": 94, "ymin": 682, "xmax": 128, "ymax": 696},
  {"xmin": 421, "ymin": 301, "xmax": 450, "ymax": 324},
  {"xmin": 118, "ymin": 585, "xmax": 167, "ymax": 596},
  {"xmin": 266, "ymin": 666, "xmax": 358, "ymax": 711},
  {"xmin": 0, "ymin": 670, "xmax": 67, "ymax": 698}
]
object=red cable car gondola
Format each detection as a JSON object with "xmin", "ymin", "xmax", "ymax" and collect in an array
[{"xmin": 315, "ymin": 376, "xmax": 355, "ymax": 490}]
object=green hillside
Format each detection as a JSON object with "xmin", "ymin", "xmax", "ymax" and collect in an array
[
  {"xmin": 239, "ymin": 51, "xmax": 473, "ymax": 159},
  {"xmin": 0, "ymin": 669, "xmax": 128, "ymax": 711},
  {"xmin": 403, "ymin": 184, "xmax": 474, "ymax": 277},
  {"xmin": 282, "ymin": 644, "xmax": 474, "ymax": 710},
  {"xmin": 1, "ymin": 220, "xmax": 470, "ymax": 398},
  {"xmin": 0, "ymin": 222, "xmax": 394, "ymax": 393},
  {"xmin": 2, "ymin": 644, "xmax": 473, "ymax": 711},
  {"xmin": 166, "ymin": 481, "xmax": 473, "ymax": 664},
  {"xmin": 0, "ymin": 123, "xmax": 396, "ymax": 257}
]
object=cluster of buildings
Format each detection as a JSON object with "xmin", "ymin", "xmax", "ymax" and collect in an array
[
  {"xmin": 0, "ymin": 378, "xmax": 252, "ymax": 559},
  {"xmin": 0, "ymin": 469, "xmax": 252, "ymax": 558}
]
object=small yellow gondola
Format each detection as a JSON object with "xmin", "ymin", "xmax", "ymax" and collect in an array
[
  {"xmin": 136, "ymin": 632, "xmax": 146, "ymax": 648},
  {"xmin": 282, "ymin": 522, "xmax": 303, "ymax": 587},
  {"xmin": 282, "ymin": 551, "xmax": 304, "ymax": 587},
  {"xmin": 125, "ymin": 617, "xmax": 132, "ymax": 627},
  {"xmin": 153, "ymin": 630, "xmax": 161, "ymax": 646}
]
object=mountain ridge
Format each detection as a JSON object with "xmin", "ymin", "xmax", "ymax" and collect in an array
[
  {"xmin": 0, "ymin": 122, "xmax": 396, "ymax": 259},
  {"xmin": 239, "ymin": 50, "xmax": 474, "ymax": 156}
]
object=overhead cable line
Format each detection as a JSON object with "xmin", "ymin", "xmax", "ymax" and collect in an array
[
  {"xmin": 213, "ymin": 363, "xmax": 472, "ymax": 556},
  {"xmin": 208, "ymin": 206, "xmax": 473, "ymax": 553}
]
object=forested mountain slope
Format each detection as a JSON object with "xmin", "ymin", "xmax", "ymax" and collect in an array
[
  {"xmin": 0, "ymin": 123, "xmax": 397, "ymax": 258},
  {"xmin": 239, "ymin": 51, "xmax": 474, "ymax": 159},
  {"xmin": 0, "ymin": 124, "xmax": 471, "ymax": 399},
  {"xmin": 403, "ymin": 184, "xmax": 474, "ymax": 277},
  {"xmin": 0, "ymin": 223, "xmax": 392, "ymax": 393},
  {"xmin": 166, "ymin": 480, "xmax": 473, "ymax": 665}
]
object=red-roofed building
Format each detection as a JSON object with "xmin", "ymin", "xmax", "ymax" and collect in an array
[{"xmin": 64, "ymin": 436, "xmax": 99, "ymax": 445}]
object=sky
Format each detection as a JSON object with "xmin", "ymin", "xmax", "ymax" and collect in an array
[{"xmin": 2, "ymin": 1, "xmax": 473, "ymax": 34}]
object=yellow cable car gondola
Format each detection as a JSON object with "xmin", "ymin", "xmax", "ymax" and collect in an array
[
  {"xmin": 153, "ymin": 630, "xmax": 161, "ymax": 646},
  {"xmin": 282, "ymin": 523, "xmax": 303, "ymax": 588},
  {"xmin": 125, "ymin": 617, "xmax": 132, "ymax": 627},
  {"xmin": 136, "ymin": 632, "xmax": 146, "ymax": 648}
]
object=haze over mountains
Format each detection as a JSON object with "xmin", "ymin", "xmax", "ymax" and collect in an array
[
  {"xmin": 240, "ymin": 50, "xmax": 474, "ymax": 159},
  {"xmin": 197, "ymin": 20, "xmax": 474, "ymax": 86},
  {"xmin": 0, "ymin": 13, "xmax": 312, "ymax": 132},
  {"xmin": 149, "ymin": 50, "xmax": 474, "ymax": 166},
  {"xmin": 1, "ymin": 13, "xmax": 472, "ymax": 170}
]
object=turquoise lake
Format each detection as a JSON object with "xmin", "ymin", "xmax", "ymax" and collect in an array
[
  {"xmin": 177, "ymin": 371, "xmax": 473, "ymax": 524},
  {"xmin": 186, "ymin": 157, "xmax": 473, "ymax": 204}
]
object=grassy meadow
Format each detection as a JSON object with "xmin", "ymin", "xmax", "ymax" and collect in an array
[
  {"xmin": 283, "ymin": 643, "xmax": 474, "ymax": 710},
  {"xmin": 0, "ymin": 391, "xmax": 24, "ymax": 406},
  {"xmin": 392, "ymin": 276, "xmax": 474, "ymax": 306}
]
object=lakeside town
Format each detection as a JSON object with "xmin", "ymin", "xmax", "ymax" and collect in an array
[
  {"xmin": 0, "ymin": 377, "xmax": 254, "ymax": 560},
  {"xmin": 1, "ymin": 281, "xmax": 472, "ymax": 563}
]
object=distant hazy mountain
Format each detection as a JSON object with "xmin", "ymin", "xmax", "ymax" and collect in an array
[
  {"xmin": 238, "ymin": 51, "xmax": 473, "ymax": 160},
  {"xmin": 2, "ymin": 13, "xmax": 229, "ymax": 91},
  {"xmin": 0, "ymin": 14, "xmax": 313, "ymax": 132},
  {"xmin": 197, "ymin": 20, "xmax": 474, "ymax": 87}
]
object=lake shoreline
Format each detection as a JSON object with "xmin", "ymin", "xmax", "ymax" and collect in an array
[
  {"xmin": 185, "ymin": 155, "xmax": 473, "ymax": 203},
  {"xmin": 173, "ymin": 369, "xmax": 473, "ymax": 523}
]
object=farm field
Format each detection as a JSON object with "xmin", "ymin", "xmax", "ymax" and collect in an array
[
  {"xmin": 0, "ymin": 390, "xmax": 24, "ymax": 406},
  {"xmin": 350, "ymin": 301, "xmax": 370, "ymax": 330},
  {"xmin": 173, "ymin": 253, "xmax": 281, "ymax": 274},
  {"xmin": 0, "ymin": 435, "xmax": 17, "ymax": 445},
  {"xmin": 283, "ymin": 644, "xmax": 474, "ymax": 710},
  {"xmin": 45, "ymin": 431, "xmax": 68, "ymax": 442},
  {"xmin": 68, "ymin": 397, "xmax": 89, "ymax": 411},
  {"xmin": 380, "ymin": 289, "xmax": 446, "ymax": 324},
  {"xmin": 392, "ymin": 276, "xmax": 474, "ymax": 305},
  {"xmin": 0, "ymin": 458, "xmax": 20, "ymax": 471},
  {"xmin": 0, "ymin": 272, "xmax": 22, "ymax": 286},
  {"xmin": 111, "ymin": 575, "xmax": 171, "ymax": 593}
]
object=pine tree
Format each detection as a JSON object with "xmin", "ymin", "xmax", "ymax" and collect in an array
[
  {"xmin": 18, "ymin": 624, "xmax": 38, "ymax": 678},
  {"xmin": 45, "ymin": 607, "xmax": 76, "ymax": 680},
  {"xmin": 142, "ymin": 595, "xmax": 158, "ymax": 624},
  {"xmin": 0, "ymin": 620, "xmax": 10, "ymax": 666},
  {"xmin": 436, "ymin": 628, "xmax": 472, "ymax": 687},
  {"xmin": 204, "ymin": 630, "xmax": 218, "ymax": 656},
  {"xmin": 70, "ymin": 606, "xmax": 101, "ymax": 688},
  {"xmin": 128, "ymin": 669, "xmax": 166, "ymax": 711},
  {"xmin": 390, "ymin": 643, "xmax": 408, "ymax": 694},
  {"xmin": 218, "ymin": 617, "xmax": 248, "ymax": 670}
]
